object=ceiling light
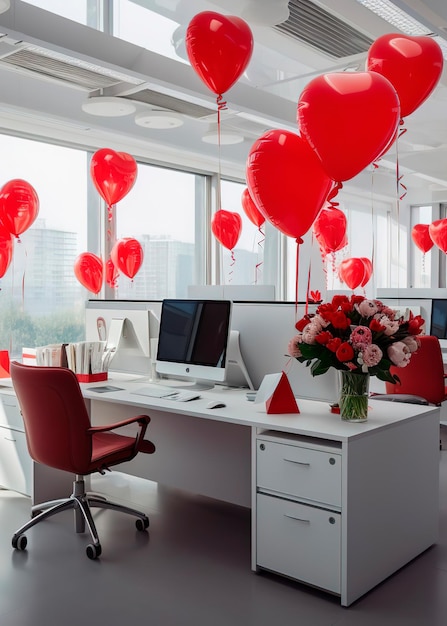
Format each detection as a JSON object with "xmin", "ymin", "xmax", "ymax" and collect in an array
[
  {"xmin": 202, "ymin": 125, "xmax": 244, "ymax": 145},
  {"xmin": 82, "ymin": 96, "xmax": 136, "ymax": 117},
  {"xmin": 355, "ymin": 0, "xmax": 431, "ymax": 35},
  {"xmin": 242, "ymin": 0, "xmax": 290, "ymax": 26},
  {"xmin": 0, "ymin": 1, "xmax": 10, "ymax": 14},
  {"xmin": 134, "ymin": 110, "xmax": 184, "ymax": 129}
]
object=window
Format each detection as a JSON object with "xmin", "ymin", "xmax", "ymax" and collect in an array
[
  {"xmin": 114, "ymin": 163, "xmax": 205, "ymax": 299},
  {"xmin": 22, "ymin": 0, "xmax": 99, "ymax": 27},
  {"xmin": 410, "ymin": 204, "xmax": 434, "ymax": 288},
  {"xmin": 0, "ymin": 135, "xmax": 88, "ymax": 357},
  {"xmin": 219, "ymin": 180, "xmax": 266, "ymax": 286}
]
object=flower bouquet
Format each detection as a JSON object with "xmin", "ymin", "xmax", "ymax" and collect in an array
[{"xmin": 287, "ymin": 295, "xmax": 425, "ymax": 421}]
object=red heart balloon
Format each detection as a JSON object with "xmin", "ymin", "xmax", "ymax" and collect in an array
[
  {"xmin": 74, "ymin": 252, "xmax": 103, "ymax": 294},
  {"xmin": 0, "ymin": 179, "xmax": 39, "ymax": 238},
  {"xmin": 90, "ymin": 149, "xmax": 137, "ymax": 207},
  {"xmin": 338, "ymin": 258, "xmax": 366, "ymax": 290},
  {"xmin": 412, "ymin": 223, "xmax": 434, "ymax": 253},
  {"xmin": 367, "ymin": 34, "xmax": 443, "ymax": 118},
  {"xmin": 313, "ymin": 208, "xmax": 347, "ymax": 254},
  {"xmin": 360, "ymin": 258, "xmax": 373, "ymax": 287},
  {"xmin": 211, "ymin": 210, "xmax": 242, "ymax": 250},
  {"xmin": 185, "ymin": 11, "xmax": 253, "ymax": 96},
  {"xmin": 0, "ymin": 223, "xmax": 14, "ymax": 278},
  {"xmin": 241, "ymin": 187, "xmax": 265, "ymax": 228},
  {"xmin": 429, "ymin": 219, "xmax": 447, "ymax": 254},
  {"xmin": 246, "ymin": 130, "xmax": 333, "ymax": 241},
  {"xmin": 111, "ymin": 238, "xmax": 144, "ymax": 279},
  {"xmin": 298, "ymin": 72, "xmax": 400, "ymax": 182},
  {"xmin": 105, "ymin": 258, "xmax": 119, "ymax": 288}
]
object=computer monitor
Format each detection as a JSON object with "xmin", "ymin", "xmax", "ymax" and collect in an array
[
  {"xmin": 85, "ymin": 302, "xmax": 160, "ymax": 377},
  {"xmin": 155, "ymin": 299, "xmax": 232, "ymax": 390},
  {"xmin": 430, "ymin": 299, "xmax": 447, "ymax": 340}
]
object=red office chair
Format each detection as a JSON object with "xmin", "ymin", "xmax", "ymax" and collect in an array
[
  {"xmin": 384, "ymin": 335, "xmax": 447, "ymax": 405},
  {"xmin": 10, "ymin": 361, "xmax": 156, "ymax": 560}
]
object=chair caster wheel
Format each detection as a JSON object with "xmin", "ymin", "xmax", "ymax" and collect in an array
[
  {"xmin": 136, "ymin": 516, "xmax": 149, "ymax": 531},
  {"xmin": 12, "ymin": 534, "xmax": 27, "ymax": 551},
  {"xmin": 86, "ymin": 543, "xmax": 101, "ymax": 560}
]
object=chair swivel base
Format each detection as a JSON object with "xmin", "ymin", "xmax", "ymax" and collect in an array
[{"xmin": 11, "ymin": 476, "xmax": 150, "ymax": 559}]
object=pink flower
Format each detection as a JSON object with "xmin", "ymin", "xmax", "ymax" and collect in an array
[
  {"xmin": 350, "ymin": 325, "xmax": 372, "ymax": 349},
  {"xmin": 375, "ymin": 314, "xmax": 399, "ymax": 336},
  {"xmin": 362, "ymin": 344, "xmax": 383, "ymax": 367},
  {"xmin": 302, "ymin": 323, "xmax": 320, "ymax": 344},
  {"xmin": 287, "ymin": 335, "xmax": 302, "ymax": 358},
  {"xmin": 387, "ymin": 341, "xmax": 411, "ymax": 367},
  {"xmin": 402, "ymin": 336, "xmax": 419, "ymax": 353},
  {"xmin": 355, "ymin": 299, "xmax": 379, "ymax": 318}
]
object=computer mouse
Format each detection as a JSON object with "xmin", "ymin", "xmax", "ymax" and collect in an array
[{"xmin": 206, "ymin": 400, "xmax": 226, "ymax": 409}]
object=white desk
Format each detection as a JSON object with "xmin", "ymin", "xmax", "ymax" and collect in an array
[
  {"xmin": 1, "ymin": 379, "xmax": 440, "ymax": 607},
  {"xmin": 80, "ymin": 379, "xmax": 440, "ymax": 607}
]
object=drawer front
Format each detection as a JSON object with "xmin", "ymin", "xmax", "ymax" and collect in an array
[
  {"xmin": 0, "ymin": 394, "xmax": 23, "ymax": 430},
  {"xmin": 256, "ymin": 493, "xmax": 341, "ymax": 594},
  {"xmin": 257, "ymin": 440, "xmax": 341, "ymax": 507},
  {"xmin": 0, "ymin": 426, "xmax": 32, "ymax": 496}
]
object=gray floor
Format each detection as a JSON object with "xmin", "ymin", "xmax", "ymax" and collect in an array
[{"xmin": 2, "ymin": 431, "xmax": 447, "ymax": 626}]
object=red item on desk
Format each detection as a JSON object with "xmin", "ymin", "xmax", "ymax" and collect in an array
[
  {"xmin": 266, "ymin": 371, "xmax": 300, "ymax": 414},
  {"xmin": 0, "ymin": 350, "xmax": 10, "ymax": 377}
]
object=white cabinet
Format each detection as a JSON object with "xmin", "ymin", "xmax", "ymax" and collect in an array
[
  {"xmin": 0, "ymin": 391, "xmax": 32, "ymax": 496},
  {"xmin": 255, "ymin": 433, "xmax": 342, "ymax": 594},
  {"xmin": 253, "ymin": 410, "xmax": 440, "ymax": 607}
]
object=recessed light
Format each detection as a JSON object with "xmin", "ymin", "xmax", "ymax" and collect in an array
[
  {"xmin": 81, "ymin": 97, "xmax": 136, "ymax": 117},
  {"xmin": 134, "ymin": 110, "xmax": 184, "ymax": 129},
  {"xmin": 202, "ymin": 129, "xmax": 244, "ymax": 145}
]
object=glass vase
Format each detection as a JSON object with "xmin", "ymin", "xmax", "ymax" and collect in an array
[{"xmin": 339, "ymin": 371, "xmax": 370, "ymax": 422}]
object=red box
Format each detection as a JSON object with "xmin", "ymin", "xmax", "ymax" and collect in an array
[{"xmin": 76, "ymin": 372, "xmax": 108, "ymax": 383}]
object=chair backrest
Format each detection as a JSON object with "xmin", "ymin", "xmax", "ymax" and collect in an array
[
  {"xmin": 385, "ymin": 335, "xmax": 446, "ymax": 405},
  {"xmin": 10, "ymin": 361, "xmax": 93, "ymax": 474}
]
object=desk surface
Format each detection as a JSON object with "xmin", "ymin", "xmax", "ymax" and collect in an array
[{"xmin": 80, "ymin": 377, "xmax": 439, "ymax": 443}]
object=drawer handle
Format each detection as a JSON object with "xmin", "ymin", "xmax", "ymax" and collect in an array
[
  {"xmin": 283, "ymin": 458, "xmax": 310, "ymax": 467},
  {"xmin": 284, "ymin": 514, "xmax": 310, "ymax": 524}
]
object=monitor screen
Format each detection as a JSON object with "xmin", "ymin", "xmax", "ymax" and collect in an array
[
  {"xmin": 430, "ymin": 299, "xmax": 447, "ymax": 339},
  {"xmin": 156, "ymin": 299, "xmax": 232, "ymax": 389}
]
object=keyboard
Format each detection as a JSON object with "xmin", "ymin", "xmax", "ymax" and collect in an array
[{"xmin": 131, "ymin": 386, "xmax": 201, "ymax": 402}]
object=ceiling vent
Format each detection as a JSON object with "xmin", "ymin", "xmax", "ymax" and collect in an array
[
  {"xmin": 275, "ymin": 0, "xmax": 373, "ymax": 58},
  {"xmin": 122, "ymin": 89, "xmax": 218, "ymax": 120},
  {"xmin": 0, "ymin": 38, "xmax": 144, "ymax": 90}
]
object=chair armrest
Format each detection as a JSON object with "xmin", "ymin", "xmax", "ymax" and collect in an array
[
  {"xmin": 88, "ymin": 414, "xmax": 151, "ymax": 455},
  {"xmin": 88, "ymin": 414, "xmax": 150, "ymax": 434}
]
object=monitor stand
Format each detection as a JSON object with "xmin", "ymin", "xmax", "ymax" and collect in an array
[{"xmin": 221, "ymin": 330, "xmax": 254, "ymax": 390}]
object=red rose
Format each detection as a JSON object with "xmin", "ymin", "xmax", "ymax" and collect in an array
[
  {"xmin": 327, "ymin": 337, "xmax": 342, "ymax": 352},
  {"xmin": 332, "ymin": 295, "xmax": 349, "ymax": 308},
  {"xmin": 295, "ymin": 315, "xmax": 312, "ymax": 332},
  {"xmin": 315, "ymin": 331, "xmax": 333, "ymax": 345},
  {"xmin": 370, "ymin": 318, "xmax": 386, "ymax": 332},
  {"xmin": 408, "ymin": 315, "xmax": 424, "ymax": 335},
  {"xmin": 329, "ymin": 311, "xmax": 351, "ymax": 330},
  {"xmin": 336, "ymin": 342, "xmax": 355, "ymax": 362}
]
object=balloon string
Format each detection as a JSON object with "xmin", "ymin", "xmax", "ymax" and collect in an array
[
  {"xmin": 254, "ymin": 225, "xmax": 265, "ymax": 284},
  {"xmin": 305, "ymin": 233, "xmax": 314, "ymax": 314},
  {"xmin": 327, "ymin": 181, "xmax": 343, "ymax": 210},
  {"xmin": 216, "ymin": 95, "xmax": 227, "ymax": 213},
  {"xmin": 295, "ymin": 238, "xmax": 303, "ymax": 319},
  {"xmin": 228, "ymin": 248, "xmax": 235, "ymax": 283},
  {"xmin": 107, "ymin": 204, "xmax": 114, "ymax": 222}
]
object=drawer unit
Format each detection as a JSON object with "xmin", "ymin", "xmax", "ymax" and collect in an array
[
  {"xmin": 256, "ymin": 438, "xmax": 342, "ymax": 508},
  {"xmin": 256, "ymin": 493, "xmax": 341, "ymax": 594},
  {"xmin": 0, "ymin": 425, "xmax": 32, "ymax": 496},
  {"xmin": 0, "ymin": 393, "xmax": 23, "ymax": 430}
]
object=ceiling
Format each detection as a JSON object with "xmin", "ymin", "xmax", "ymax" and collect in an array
[{"xmin": 0, "ymin": 0, "xmax": 447, "ymax": 200}]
